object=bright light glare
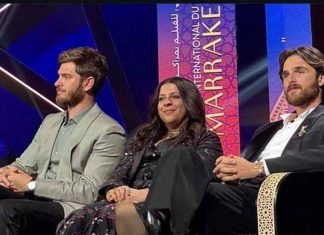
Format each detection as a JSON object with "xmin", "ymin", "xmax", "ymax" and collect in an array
[
  {"xmin": 0, "ymin": 4, "xmax": 11, "ymax": 14},
  {"xmin": 0, "ymin": 66, "xmax": 63, "ymax": 111}
]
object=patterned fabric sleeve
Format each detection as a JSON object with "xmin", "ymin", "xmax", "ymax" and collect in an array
[
  {"xmin": 99, "ymin": 150, "xmax": 134, "ymax": 195},
  {"xmin": 195, "ymin": 130, "xmax": 223, "ymax": 172}
]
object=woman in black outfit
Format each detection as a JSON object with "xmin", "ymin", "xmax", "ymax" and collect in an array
[{"xmin": 56, "ymin": 76, "xmax": 223, "ymax": 235}]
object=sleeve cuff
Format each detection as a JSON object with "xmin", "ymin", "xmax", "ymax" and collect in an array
[{"xmin": 260, "ymin": 159, "xmax": 270, "ymax": 176}]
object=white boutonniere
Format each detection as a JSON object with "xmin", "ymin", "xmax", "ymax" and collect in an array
[{"xmin": 297, "ymin": 125, "xmax": 308, "ymax": 137}]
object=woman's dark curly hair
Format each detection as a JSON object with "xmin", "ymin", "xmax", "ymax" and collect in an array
[{"xmin": 129, "ymin": 76, "xmax": 206, "ymax": 153}]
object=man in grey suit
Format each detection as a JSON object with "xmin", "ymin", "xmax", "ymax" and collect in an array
[{"xmin": 0, "ymin": 47, "xmax": 126, "ymax": 234}]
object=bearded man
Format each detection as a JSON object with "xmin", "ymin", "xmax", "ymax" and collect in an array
[
  {"xmin": 136, "ymin": 46, "xmax": 324, "ymax": 235},
  {"xmin": 201, "ymin": 46, "xmax": 324, "ymax": 234},
  {"xmin": 0, "ymin": 47, "xmax": 126, "ymax": 235}
]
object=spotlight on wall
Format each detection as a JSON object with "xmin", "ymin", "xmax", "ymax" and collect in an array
[
  {"xmin": 0, "ymin": 4, "xmax": 11, "ymax": 14},
  {"xmin": 0, "ymin": 66, "xmax": 63, "ymax": 112}
]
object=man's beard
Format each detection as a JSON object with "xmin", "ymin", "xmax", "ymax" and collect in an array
[
  {"xmin": 284, "ymin": 80, "xmax": 320, "ymax": 107},
  {"xmin": 55, "ymin": 85, "xmax": 85, "ymax": 109}
]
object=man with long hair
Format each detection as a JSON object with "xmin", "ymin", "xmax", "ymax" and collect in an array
[
  {"xmin": 205, "ymin": 46, "xmax": 324, "ymax": 234},
  {"xmin": 139, "ymin": 46, "xmax": 324, "ymax": 235}
]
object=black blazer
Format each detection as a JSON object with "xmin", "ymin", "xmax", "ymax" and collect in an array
[{"xmin": 244, "ymin": 105, "xmax": 324, "ymax": 173}]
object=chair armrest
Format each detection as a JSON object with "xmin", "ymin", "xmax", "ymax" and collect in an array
[
  {"xmin": 257, "ymin": 171, "xmax": 324, "ymax": 235},
  {"xmin": 257, "ymin": 172, "xmax": 290, "ymax": 235}
]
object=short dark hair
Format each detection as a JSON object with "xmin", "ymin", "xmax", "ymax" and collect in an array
[
  {"xmin": 279, "ymin": 46, "xmax": 324, "ymax": 80},
  {"xmin": 58, "ymin": 47, "xmax": 108, "ymax": 96}
]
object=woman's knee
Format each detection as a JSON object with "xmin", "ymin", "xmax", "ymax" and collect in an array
[
  {"xmin": 115, "ymin": 202, "xmax": 147, "ymax": 235},
  {"xmin": 115, "ymin": 202, "xmax": 137, "ymax": 220}
]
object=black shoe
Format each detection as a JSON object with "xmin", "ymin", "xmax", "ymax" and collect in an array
[{"xmin": 145, "ymin": 209, "xmax": 171, "ymax": 235}]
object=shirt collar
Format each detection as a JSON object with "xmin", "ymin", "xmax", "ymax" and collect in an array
[
  {"xmin": 280, "ymin": 107, "xmax": 315, "ymax": 125},
  {"xmin": 63, "ymin": 103, "xmax": 95, "ymax": 125}
]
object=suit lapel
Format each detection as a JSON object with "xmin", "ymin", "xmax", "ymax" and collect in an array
[
  {"xmin": 244, "ymin": 121, "xmax": 283, "ymax": 161},
  {"xmin": 38, "ymin": 112, "xmax": 65, "ymax": 178},
  {"xmin": 294, "ymin": 105, "xmax": 324, "ymax": 136},
  {"xmin": 56, "ymin": 104, "xmax": 101, "ymax": 180},
  {"xmin": 283, "ymin": 105, "xmax": 324, "ymax": 152}
]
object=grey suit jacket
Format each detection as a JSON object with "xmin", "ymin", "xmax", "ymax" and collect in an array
[{"xmin": 11, "ymin": 103, "xmax": 126, "ymax": 216}]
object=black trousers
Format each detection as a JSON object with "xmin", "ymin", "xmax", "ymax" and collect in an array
[
  {"xmin": 200, "ymin": 180, "xmax": 260, "ymax": 235},
  {"xmin": 144, "ymin": 146, "xmax": 213, "ymax": 235},
  {"xmin": 144, "ymin": 146, "xmax": 261, "ymax": 235},
  {"xmin": 0, "ymin": 186, "xmax": 64, "ymax": 235}
]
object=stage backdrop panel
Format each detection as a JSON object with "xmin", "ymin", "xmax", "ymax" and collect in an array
[
  {"xmin": 265, "ymin": 4, "xmax": 312, "ymax": 122},
  {"xmin": 157, "ymin": 4, "xmax": 240, "ymax": 155}
]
